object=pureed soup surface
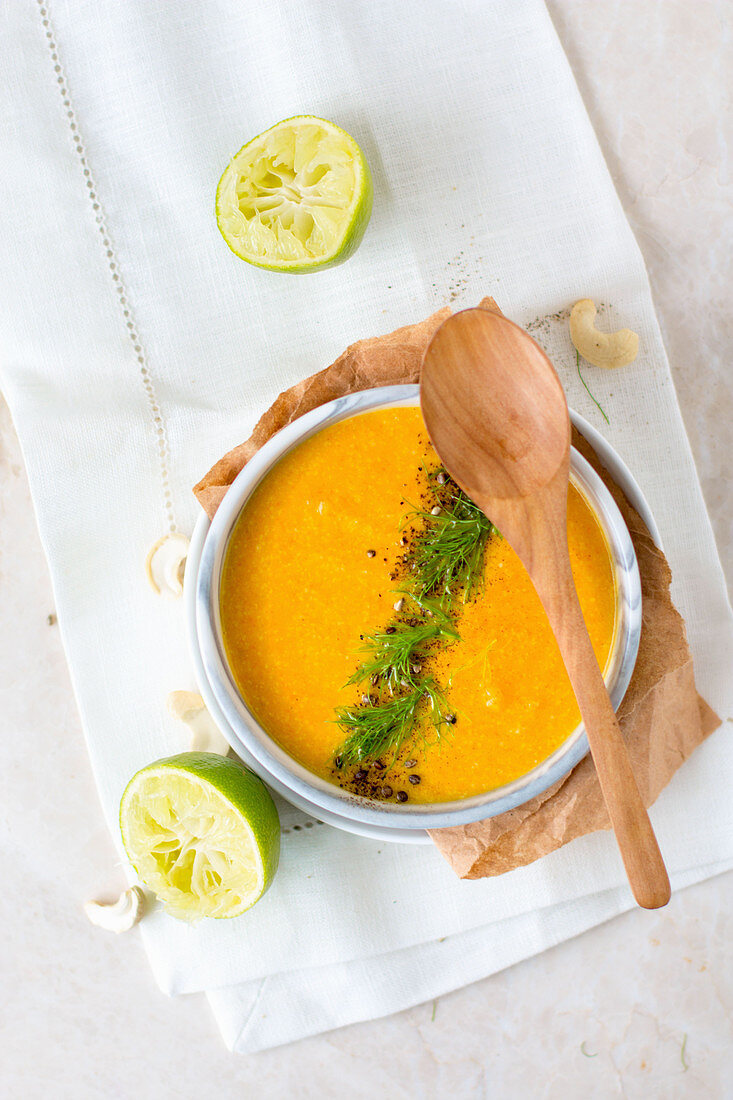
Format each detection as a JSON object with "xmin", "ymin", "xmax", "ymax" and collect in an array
[{"xmin": 220, "ymin": 407, "xmax": 617, "ymax": 804}]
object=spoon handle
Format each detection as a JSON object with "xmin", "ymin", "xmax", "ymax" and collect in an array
[{"xmin": 537, "ymin": 551, "xmax": 671, "ymax": 909}]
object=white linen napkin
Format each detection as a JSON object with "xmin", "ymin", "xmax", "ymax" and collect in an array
[{"xmin": 1, "ymin": 0, "xmax": 732, "ymax": 1054}]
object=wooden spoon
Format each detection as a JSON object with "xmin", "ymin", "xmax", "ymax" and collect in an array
[{"xmin": 420, "ymin": 306, "xmax": 670, "ymax": 909}]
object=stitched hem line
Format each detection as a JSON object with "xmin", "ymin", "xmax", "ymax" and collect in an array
[{"xmin": 36, "ymin": 1, "xmax": 177, "ymax": 534}]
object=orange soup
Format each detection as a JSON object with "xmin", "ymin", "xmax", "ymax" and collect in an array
[{"xmin": 220, "ymin": 407, "xmax": 616, "ymax": 804}]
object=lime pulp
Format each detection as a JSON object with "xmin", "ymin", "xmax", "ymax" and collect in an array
[{"xmin": 216, "ymin": 115, "xmax": 373, "ymax": 272}]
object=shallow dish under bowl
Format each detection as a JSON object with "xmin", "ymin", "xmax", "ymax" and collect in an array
[{"xmin": 190, "ymin": 386, "xmax": 657, "ymax": 837}]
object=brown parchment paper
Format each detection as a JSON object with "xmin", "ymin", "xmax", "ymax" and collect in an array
[{"xmin": 194, "ymin": 299, "xmax": 720, "ymax": 879}]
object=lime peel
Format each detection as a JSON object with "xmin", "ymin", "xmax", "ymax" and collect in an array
[
  {"xmin": 120, "ymin": 753, "xmax": 280, "ymax": 921},
  {"xmin": 216, "ymin": 115, "xmax": 373, "ymax": 272}
]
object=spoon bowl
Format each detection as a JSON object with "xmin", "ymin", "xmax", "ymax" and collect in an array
[{"xmin": 421, "ymin": 309, "xmax": 569, "ymax": 501}]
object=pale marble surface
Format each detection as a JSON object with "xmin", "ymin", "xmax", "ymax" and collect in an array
[{"xmin": 1, "ymin": 2, "xmax": 731, "ymax": 1097}]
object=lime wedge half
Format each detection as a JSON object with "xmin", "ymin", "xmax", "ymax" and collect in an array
[
  {"xmin": 216, "ymin": 115, "xmax": 373, "ymax": 272},
  {"xmin": 120, "ymin": 753, "xmax": 280, "ymax": 921}
]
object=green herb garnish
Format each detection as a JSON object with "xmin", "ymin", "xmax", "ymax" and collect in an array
[
  {"xmin": 336, "ymin": 678, "xmax": 448, "ymax": 764},
  {"xmin": 346, "ymin": 610, "xmax": 458, "ymax": 694},
  {"xmin": 410, "ymin": 487, "xmax": 496, "ymax": 604},
  {"xmin": 576, "ymin": 348, "xmax": 610, "ymax": 425},
  {"xmin": 334, "ymin": 466, "xmax": 497, "ymax": 768}
]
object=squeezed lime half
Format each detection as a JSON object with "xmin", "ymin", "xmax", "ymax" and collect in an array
[
  {"xmin": 120, "ymin": 753, "xmax": 280, "ymax": 921},
  {"xmin": 216, "ymin": 114, "xmax": 373, "ymax": 272}
]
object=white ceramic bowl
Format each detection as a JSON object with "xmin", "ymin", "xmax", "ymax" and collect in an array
[{"xmin": 188, "ymin": 387, "xmax": 658, "ymax": 840}]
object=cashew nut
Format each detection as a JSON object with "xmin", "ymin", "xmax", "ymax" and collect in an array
[
  {"xmin": 83, "ymin": 885, "xmax": 146, "ymax": 933},
  {"xmin": 167, "ymin": 690, "xmax": 230, "ymax": 755},
  {"xmin": 145, "ymin": 532, "xmax": 189, "ymax": 597},
  {"xmin": 569, "ymin": 299, "xmax": 638, "ymax": 369}
]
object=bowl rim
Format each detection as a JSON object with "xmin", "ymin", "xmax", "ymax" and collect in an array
[{"xmin": 192, "ymin": 385, "xmax": 645, "ymax": 831}]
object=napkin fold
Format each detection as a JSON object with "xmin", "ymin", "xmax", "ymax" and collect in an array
[
  {"xmin": 2, "ymin": 0, "xmax": 732, "ymax": 1054},
  {"xmin": 206, "ymin": 858, "xmax": 733, "ymax": 1053}
]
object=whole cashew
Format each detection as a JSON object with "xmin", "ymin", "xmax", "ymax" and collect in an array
[
  {"xmin": 84, "ymin": 886, "xmax": 146, "ymax": 933},
  {"xmin": 145, "ymin": 533, "xmax": 189, "ymax": 598},
  {"xmin": 569, "ymin": 299, "xmax": 638, "ymax": 369}
]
